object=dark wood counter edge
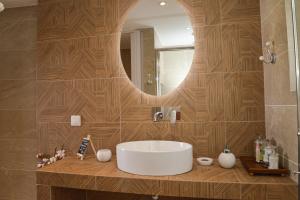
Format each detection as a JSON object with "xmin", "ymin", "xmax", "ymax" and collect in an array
[{"xmin": 36, "ymin": 157, "xmax": 298, "ymax": 200}]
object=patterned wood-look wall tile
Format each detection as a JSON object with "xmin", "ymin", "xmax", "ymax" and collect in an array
[
  {"xmin": 201, "ymin": 25, "xmax": 223, "ymax": 73},
  {"xmin": 39, "ymin": 122, "xmax": 120, "ymax": 155},
  {"xmin": 159, "ymin": 181, "xmax": 240, "ymax": 199},
  {"xmin": 37, "ymin": 0, "xmax": 265, "ymax": 157},
  {"xmin": 37, "ymin": 185, "xmax": 51, "ymax": 200},
  {"xmin": 226, "ymin": 122, "xmax": 265, "ymax": 156},
  {"xmin": 38, "ymin": 0, "xmax": 101, "ymax": 40},
  {"xmin": 37, "ymin": 172, "xmax": 95, "ymax": 190},
  {"xmin": 200, "ymin": 73, "xmax": 224, "ymax": 121},
  {"xmin": 95, "ymin": 177, "xmax": 160, "ymax": 196},
  {"xmin": 51, "ymin": 187, "xmax": 86, "ymax": 200},
  {"xmin": 121, "ymin": 122, "xmax": 173, "ymax": 143},
  {"xmin": 178, "ymin": 0, "xmax": 221, "ymax": 27},
  {"xmin": 87, "ymin": 191, "xmax": 149, "ymax": 200},
  {"xmin": 96, "ymin": 78, "xmax": 120, "ymax": 122},
  {"xmin": 241, "ymin": 184, "xmax": 266, "ymax": 200},
  {"xmin": 220, "ymin": 0, "xmax": 260, "ymax": 23},
  {"xmin": 38, "ymin": 37, "xmax": 104, "ymax": 80},
  {"xmin": 37, "ymin": 80, "xmax": 96, "ymax": 123},
  {"xmin": 222, "ymin": 22, "xmax": 263, "ymax": 72},
  {"xmin": 37, "ymin": 79, "xmax": 120, "ymax": 123},
  {"xmin": 224, "ymin": 72, "xmax": 264, "ymax": 121},
  {"xmin": 266, "ymin": 185, "xmax": 297, "ymax": 200}
]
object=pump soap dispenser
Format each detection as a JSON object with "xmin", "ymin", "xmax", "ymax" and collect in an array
[{"xmin": 218, "ymin": 145, "xmax": 236, "ymax": 169}]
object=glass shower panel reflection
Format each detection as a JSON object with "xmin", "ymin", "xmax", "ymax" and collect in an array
[{"xmin": 157, "ymin": 49, "xmax": 194, "ymax": 96}]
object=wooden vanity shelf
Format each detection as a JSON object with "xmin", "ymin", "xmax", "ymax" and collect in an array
[{"xmin": 240, "ymin": 156, "xmax": 290, "ymax": 176}]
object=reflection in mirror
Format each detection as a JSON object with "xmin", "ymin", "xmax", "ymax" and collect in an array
[{"xmin": 120, "ymin": 0, "xmax": 194, "ymax": 96}]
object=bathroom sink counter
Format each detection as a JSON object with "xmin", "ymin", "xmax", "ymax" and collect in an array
[{"xmin": 36, "ymin": 156, "xmax": 297, "ymax": 200}]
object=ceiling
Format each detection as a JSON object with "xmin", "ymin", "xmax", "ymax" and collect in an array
[
  {"xmin": 0, "ymin": 0, "xmax": 37, "ymax": 8},
  {"xmin": 122, "ymin": 0, "xmax": 194, "ymax": 49}
]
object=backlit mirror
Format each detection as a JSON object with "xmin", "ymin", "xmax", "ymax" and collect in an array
[{"xmin": 120, "ymin": 0, "xmax": 195, "ymax": 96}]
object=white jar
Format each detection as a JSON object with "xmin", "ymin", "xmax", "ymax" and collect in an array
[
  {"xmin": 97, "ymin": 149, "xmax": 112, "ymax": 162},
  {"xmin": 268, "ymin": 153, "xmax": 279, "ymax": 169},
  {"xmin": 218, "ymin": 149, "xmax": 236, "ymax": 169}
]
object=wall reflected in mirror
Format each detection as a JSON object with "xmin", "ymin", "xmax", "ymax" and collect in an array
[{"xmin": 120, "ymin": 0, "xmax": 194, "ymax": 96}]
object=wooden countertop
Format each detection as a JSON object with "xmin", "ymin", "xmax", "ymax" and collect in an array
[{"xmin": 36, "ymin": 156, "xmax": 297, "ymax": 200}]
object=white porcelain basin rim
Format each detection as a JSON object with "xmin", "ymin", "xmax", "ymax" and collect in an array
[
  {"xmin": 116, "ymin": 140, "xmax": 193, "ymax": 176},
  {"xmin": 116, "ymin": 140, "xmax": 192, "ymax": 153}
]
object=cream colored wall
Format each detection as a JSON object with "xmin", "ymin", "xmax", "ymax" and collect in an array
[{"xmin": 261, "ymin": 0, "xmax": 298, "ymax": 182}]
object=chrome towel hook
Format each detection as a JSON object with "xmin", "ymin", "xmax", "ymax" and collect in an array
[{"xmin": 259, "ymin": 41, "xmax": 276, "ymax": 64}]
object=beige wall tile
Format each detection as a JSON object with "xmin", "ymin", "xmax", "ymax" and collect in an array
[
  {"xmin": 0, "ymin": 6, "xmax": 37, "ymax": 200},
  {"xmin": 0, "ymin": 80, "xmax": 35, "ymax": 110},
  {"xmin": 0, "ymin": 50, "xmax": 36, "ymax": 80},
  {"xmin": 0, "ymin": 110, "xmax": 36, "ymax": 139},
  {"xmin": 0, "ymin": 138, "xmax": 37, "ymax": 170},
  {"xmin": 265, "ymin": 106, "xmax": 298, "ymax": 167},
  {"xmin": 0, "ymin": 19, "xmax": 36, "ymax": 51},
  {"xmin": 261, "ymin": 0, "xmax": 298, "ymax": 182},
  {"xmin": 261, "ymin": 1, "xmax": 288, "ymax": 56},
  {"xmin": 264, "ymin": 51, "xmax": 297, "ymax": 105},
  {"xmin": 0, "ymin": 170, "xmax": 37, "ymax": 200}
]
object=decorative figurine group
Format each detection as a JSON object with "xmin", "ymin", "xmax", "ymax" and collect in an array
[{"xmin": 36, "ymin": 145, "xmax": 66, "ymax": 168}]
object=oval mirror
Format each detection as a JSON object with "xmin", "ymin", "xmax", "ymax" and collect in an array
[{"xmin": 120, "ymin": 0, "xmax": 195, "ymax": 96}]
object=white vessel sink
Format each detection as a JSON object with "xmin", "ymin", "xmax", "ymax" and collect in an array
[{"xmin": 116, "ymin": 140, "xmax": 193, "ymax": 176}]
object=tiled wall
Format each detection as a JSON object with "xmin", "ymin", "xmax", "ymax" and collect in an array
[
  {"xmin": 0, "ymin": 7, "xmax": 37, "ymax": 200},
  {"xmin": 37, "ymin": 0, "xmax": 264, "ymax": 159},
  {"xmin": 260, "ymin": 0, "xmax": 298, "ymax": 182}
]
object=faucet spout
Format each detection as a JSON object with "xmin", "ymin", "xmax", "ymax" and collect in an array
[{"xmin": 153, "ymin": 112, "xmax": 163, "ymax": 122}]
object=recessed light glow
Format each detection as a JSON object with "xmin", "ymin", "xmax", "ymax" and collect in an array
[
  {"xmin": 186, "ymin": 27, "xmax": 191, "ymax": 31},
  {"xmin": 159, "ymin": 1, "xmax": 167, "ymax": 6},
  {"xmin": 0, "ymin": 2, "xmax": 5, "ymax": 13}
]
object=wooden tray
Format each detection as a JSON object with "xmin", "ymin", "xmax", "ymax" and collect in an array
[{"xmin": 240, "ymin": 156, "xmax": 290, "ymax": 176}]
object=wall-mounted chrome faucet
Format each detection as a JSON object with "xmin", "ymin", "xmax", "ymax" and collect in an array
[
  {"xmin": 153, "ymin": 112, "xmax": 163, "ymax": 122},
  {"xmin": 152, "ymin": 107, "xmax": 180, "ymax": 122}
]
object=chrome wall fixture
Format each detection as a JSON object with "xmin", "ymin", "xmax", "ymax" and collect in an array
[{"xmin": 259, "ymin": 41, "xmax": 277, "ymax": 64}]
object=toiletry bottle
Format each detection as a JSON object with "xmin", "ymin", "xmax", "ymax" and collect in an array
[
  {"xmin": 260, "ymin": 138, "xmax": 266, "ymax": 163},
  {"xmin": 255, "ymin": 136, "xmax": 264, "ymax": 163},
  {"xmin": 263, "ymin": 140, "xmax": 274, "ymax": 165},
  {"xmin": 268, "ymin": 152, "xmax": 279, "ymax": 170},
  {"xmin": 255, "ymin": 137, "xmax": 261, "ymax": 163}
]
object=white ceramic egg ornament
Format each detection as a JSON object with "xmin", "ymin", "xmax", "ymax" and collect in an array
[
  {"xmin": 218, "ymin": 146, "xmax": 236, "ymax": 169},
  {"xmin": 97, "ymin": 149, "xmax": 112, "ymax": 162}
]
